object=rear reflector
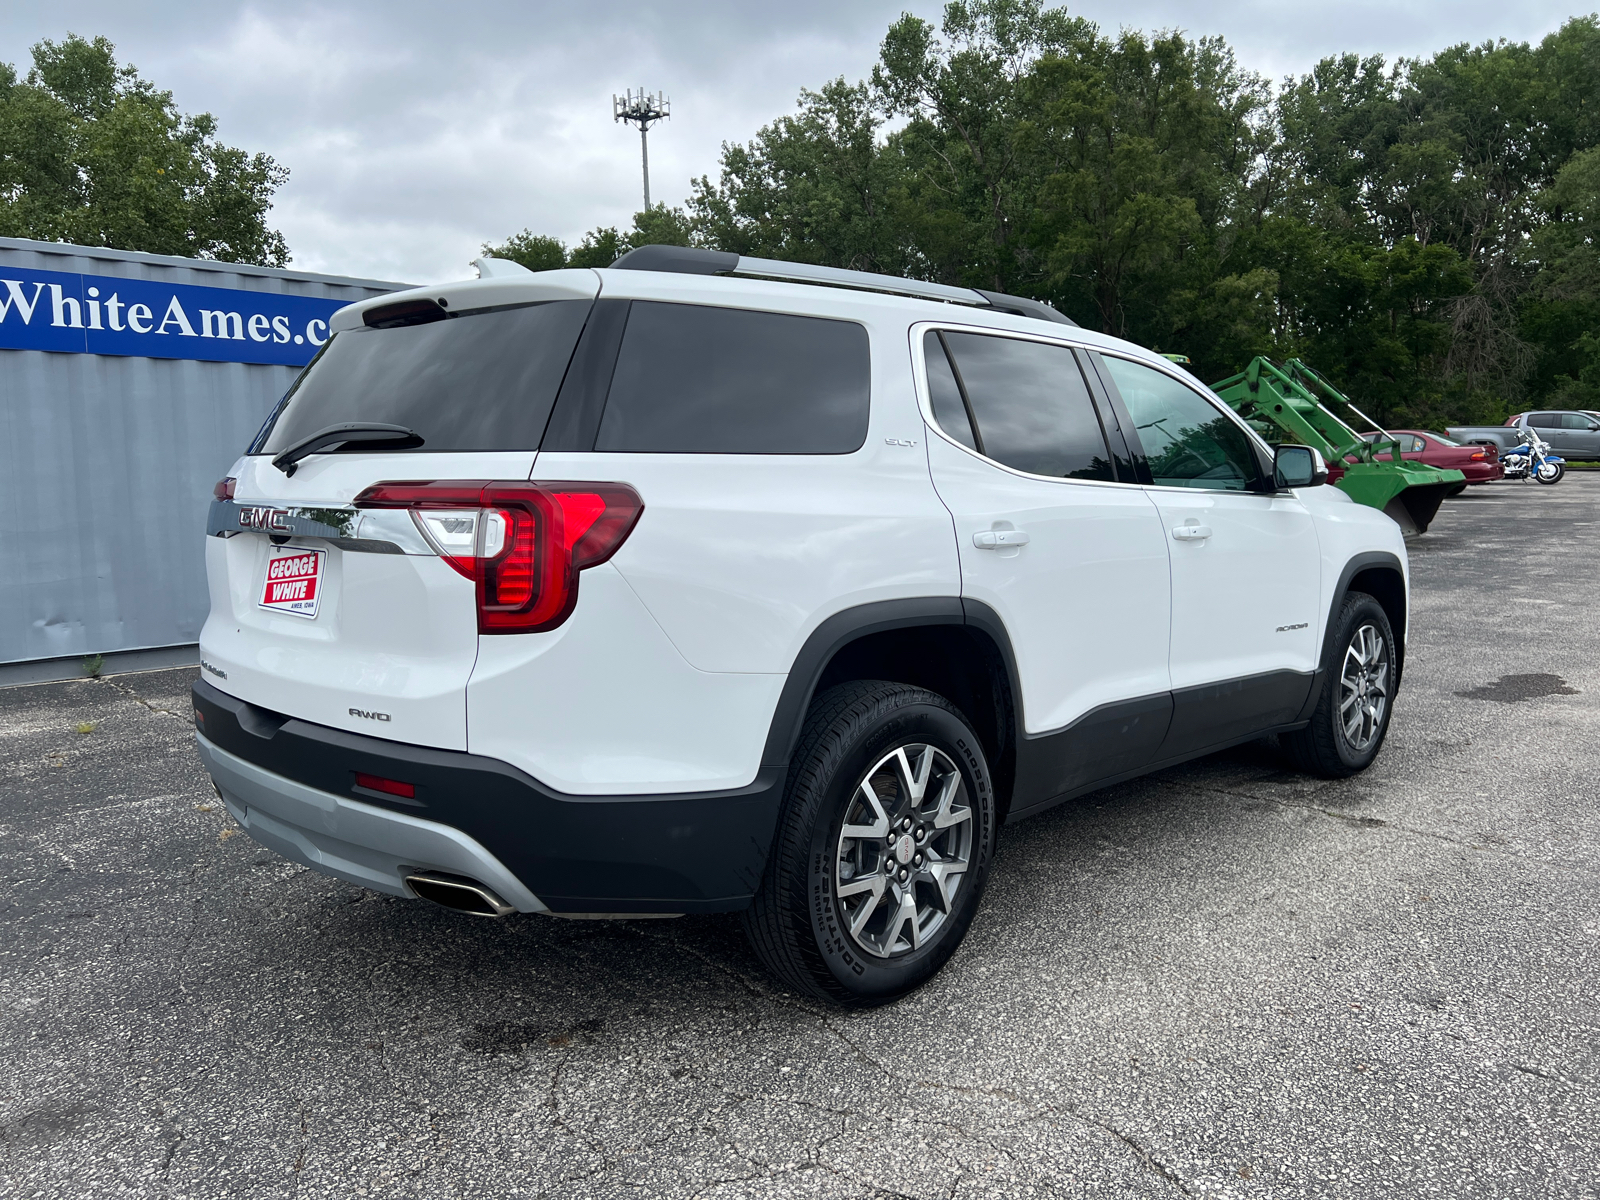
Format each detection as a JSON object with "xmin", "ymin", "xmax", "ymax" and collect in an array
[
  {"xmin": 354, "ymin": 772, "xmax": 416, "ymax": 799},
  {"xmin": 352, "ymin": 480, "xmax": 644, "ymax": 634}
]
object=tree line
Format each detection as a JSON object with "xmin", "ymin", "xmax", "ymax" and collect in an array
[
  {"xmin": 5, "ymin": 15, "xmax": 1598, "ymax": 425},
  {"xmin": 492, "ymin": 2, "xmax": 1600, "ymax": 426}
]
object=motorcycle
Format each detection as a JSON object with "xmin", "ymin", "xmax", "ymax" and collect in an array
[{"xmin": 1499, "ymin": 421, "xmax": 1565, "ymax": 484}]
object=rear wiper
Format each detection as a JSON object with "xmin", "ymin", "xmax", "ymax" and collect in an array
[{"xmin": 271, "ymin": 423, "xmax": 423, "ymax": 476}]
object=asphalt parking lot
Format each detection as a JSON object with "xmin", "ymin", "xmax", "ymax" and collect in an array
[{"xmin": 3, "ymin": 475, "xmax": 1598, "ymax": 1200}]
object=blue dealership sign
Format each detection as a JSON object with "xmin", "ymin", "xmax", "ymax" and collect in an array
[{"xmin": 0, "ymin": 263, "xmax": 348, "ymax": 366}]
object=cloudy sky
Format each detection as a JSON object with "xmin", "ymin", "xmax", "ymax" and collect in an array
[{"xmin": 0, "ymin": 1, "xmax": 1588, "ymax": 285}]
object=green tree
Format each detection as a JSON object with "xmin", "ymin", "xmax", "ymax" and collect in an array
[
  {"xmin": 0, "ymin": 34, "xmax": 289, "ymax": 265},
  {"xmin": 628, "ymin": 203, "xmax": 694, "ymax": 249},
  {"xmin": 1522, "ymin": 145, "xmax": 1600, "ymax": 405},
  {"xmin": 485, "ymin": 204, "xmax": 693, "ymax": 272},
  {"xmin": 499, "ymin": 6, "xmax": 1600, "ymax": 424},
  {"xmin": 871, "ymin": 0, "xmax": 1091, "ymax": 290},
  {"xmin": 691, "ymin": 78, "xmax": 913, "ymax": 272},
  {"xmin": 481, "ymin": 230, "xmax": 568, "ymax": 271}
]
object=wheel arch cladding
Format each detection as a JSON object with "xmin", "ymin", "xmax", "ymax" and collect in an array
[
  {"xmin": 1331, "ymin": 552, "xmax": 1406, "ymax": 689},
  {"xmin": 763, "ymin": 599, "xmax": 1022, "ymax": 822}
]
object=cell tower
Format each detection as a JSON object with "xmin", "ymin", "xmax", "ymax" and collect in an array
[{"xmin": 613, "ymin": 89, "xmax": 670, "ymax": 209}]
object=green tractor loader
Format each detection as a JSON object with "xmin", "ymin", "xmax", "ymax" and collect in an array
[{"xmin": 1210, "ymin": 357, "xmax": 1463, "ymax": 536}]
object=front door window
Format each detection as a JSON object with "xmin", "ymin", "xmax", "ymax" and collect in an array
[{"xmin": 1098, "ymin": 356, "xmax": 1260, "ymax": 490}]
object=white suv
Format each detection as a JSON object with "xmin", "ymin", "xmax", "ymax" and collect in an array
[{"xmin": 194, "ymin": 245, "xmax": 1408, "ymax": 1005}]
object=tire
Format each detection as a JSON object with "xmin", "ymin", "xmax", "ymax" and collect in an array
[
  {"xmin": 1283, "ymin": 592, "xmax": 1397, "ymax": 778},
  {"xmin": 742, "ymin": 681, "xmax": 996, "ymax": 1007},
  {"xmin": 1536, "ymin": 462, "xmax": 1564, "ymax": 484}
]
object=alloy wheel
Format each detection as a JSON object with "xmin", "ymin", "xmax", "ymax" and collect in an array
[
  {"xmin": 834, "ymin": 744, "xmax": 973, "ymax": 959},
  {"xmin": 1339, "ymin": 623, "xmax": 1390, "ymax": 751}
]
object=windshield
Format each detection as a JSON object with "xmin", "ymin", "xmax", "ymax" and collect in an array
[
  {"xmin": 254, "ymin": 299, "xmax": 592, "ymax": 455},
  {"xmin": 1426, "ymin": 432, "xmax": 1461, "ymax": 446}
]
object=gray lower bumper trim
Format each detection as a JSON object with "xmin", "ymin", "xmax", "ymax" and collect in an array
[{"xmin": 195, "ymin": 733, "xmax": 547, "ymax": 913}]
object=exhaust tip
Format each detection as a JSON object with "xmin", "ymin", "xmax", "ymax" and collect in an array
[{"xmin": 404, "ymin": 871, "xmax": 515, "ymax": 918}]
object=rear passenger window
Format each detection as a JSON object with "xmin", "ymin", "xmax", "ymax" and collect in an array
[
  {"xmin": 937, "ymin": 331, "xmax": 1114, "ymax": 481},
  {"xmin": 595, "ymin": 302, "xmax": 870, "ymax": 454},
  {"xmin": 1529, "ymin": 413, "xmax": 1560, "ymax": 428}
]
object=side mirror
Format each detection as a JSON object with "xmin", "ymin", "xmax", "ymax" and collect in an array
[{"xmin": 1274, "ymin": 444, "xmax": 1328, "ymax": 489}]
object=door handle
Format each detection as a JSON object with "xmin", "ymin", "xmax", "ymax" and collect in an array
[
  {"xmin": 973, "ymin": 529, "xmax": 1030, "ymax": 549},
  {"xmin": 1171, "ymin": 524, "xmax": 1212, "ymax": 541}
]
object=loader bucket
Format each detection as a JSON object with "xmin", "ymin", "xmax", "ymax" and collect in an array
[
  {"xmin": 1210, "ymin": 357, "xmax": 1467, "ymax": 535},
  {"xmin": 1336, "ymin": 463, "xmax": 1464, "ymax": 537},
  {"xmin": 1380, "ymin": 482, "xmax": 1457, "ymax": 536}
]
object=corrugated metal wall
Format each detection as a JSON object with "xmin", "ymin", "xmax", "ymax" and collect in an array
[{"xmin": 0, "ymin": 237, "xmax": 406, "ymax": 664}]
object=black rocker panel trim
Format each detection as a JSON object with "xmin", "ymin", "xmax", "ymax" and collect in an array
[
  {"xmin": 192, "ymin": 678, "xmax": 780, "ymax": 914},
  {"xmin": 816, "ymin": 602, "xmax": 1312, "ymax": 822},
  {"xmin": 1001, "ymin": 671, "xmax": 1312, "ymax": 824},
  {"xmin": 1159, "ymin": 669, "xmax": 1317, "ymax": 761},
  {"xmin": 795, "ymin": 604, "xmax": 1310, "ymax": 820},
  {"xmin": 1010, "ymin": 691, "xmax": 1173, "ymax": 809},
  {"xmin": 1004, "ymin": 715, "xmax": 1313, "ymax": 823}
]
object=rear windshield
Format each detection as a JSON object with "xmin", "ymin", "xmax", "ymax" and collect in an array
[
  {"xmin": 594, "ymin": 302, "xmax": 870, "ymax": 454},
  {"xmin": 254, "ymin": 300, "xmax": 591, "ymax": 455}
]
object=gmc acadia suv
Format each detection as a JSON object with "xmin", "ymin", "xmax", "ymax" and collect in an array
[{"xmin": 193, "ymin": 245, "xmax": 1408, "ymax": 1005}]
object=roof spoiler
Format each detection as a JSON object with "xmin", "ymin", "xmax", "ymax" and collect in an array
[{"xmin": 608, "ymin": 245, "xmax": 1077, "ymax": 327}]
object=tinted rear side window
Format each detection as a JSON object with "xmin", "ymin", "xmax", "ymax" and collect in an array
[
  {"xmin": 595, "ymin": 302, "xmax": 870, "ymax": 454},
  {"xmin": 940, "ymin": 331, "xmax": 1114, "ymax": 481},
  {"xmin": 256, "ymin": 300, "xmax": 591, "ymax": 455}
]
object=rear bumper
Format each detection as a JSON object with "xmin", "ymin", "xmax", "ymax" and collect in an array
[
  {"xmin": 197, "ymin": 734, "xmax": 547, "ymax": 912},
  {"xmin": 190, "ymin": 679, "xmax": 780, "ymax": 914}
]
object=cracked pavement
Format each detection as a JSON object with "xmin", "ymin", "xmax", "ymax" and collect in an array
[{"xmin": 3, "ymin": 475, "xmax": 1598, "ymax": 1199}]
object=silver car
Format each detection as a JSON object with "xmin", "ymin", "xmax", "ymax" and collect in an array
[{"xmin": 1515, "ymin": 411, "xmax": 1600, "ymax": 460}]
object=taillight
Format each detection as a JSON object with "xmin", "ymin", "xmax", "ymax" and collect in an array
[
  {"xmin": 352, "ymin": 480, "xmax": 644, "ymax": 634},
  {"xmin": 1470, "ymin": 451, "xmax": 1489, "ymax": 460},
  {"xmin": 213, "ymin": 476, "xmax": 236, "ymax": 501}
]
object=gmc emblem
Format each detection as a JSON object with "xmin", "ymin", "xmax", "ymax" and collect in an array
[{"xmin": 240, "ymin": 506, "xmax": 292, "ymax": 532}]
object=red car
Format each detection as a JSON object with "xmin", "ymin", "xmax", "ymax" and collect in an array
[{"xmin": 1357, "ymin": 429, "xmax": 1504, "ymax": 485}]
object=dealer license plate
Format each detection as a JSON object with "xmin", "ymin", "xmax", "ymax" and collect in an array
[{"xmin": 259, "ymin": 546, "xmax": 324, "ymax": 619}]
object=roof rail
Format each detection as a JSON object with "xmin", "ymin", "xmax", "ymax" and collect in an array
[{"xmin": 608, "ymin": 245, "xmax": 1077, "ymax": 327}]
